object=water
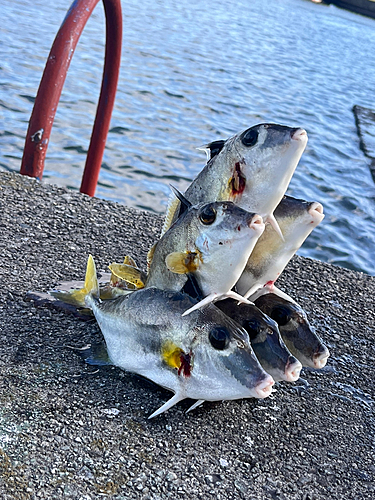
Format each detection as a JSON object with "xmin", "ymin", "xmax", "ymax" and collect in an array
[{"xmin": 1, "ymin": 0, "xmax": 375, "ymax": 275}]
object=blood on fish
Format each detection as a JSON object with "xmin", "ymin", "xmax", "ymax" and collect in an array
[
  {"xmin": 229, "ymin": 161, "xmax": 246, "ymax": 196},
  {"xmin": 264, "ymin": 280, "xmax": 275, "ymax": 290},
  {"xmin": 178, "ymin": 352, "xmax": 192, "ymax": 377}
]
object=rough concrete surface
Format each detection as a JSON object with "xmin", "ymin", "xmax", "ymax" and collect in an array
[{"xmin": 0, "ymin": 172, "xmax": 374, "ymax": 500}]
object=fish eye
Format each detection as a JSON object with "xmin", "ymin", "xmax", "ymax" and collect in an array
[
  {"xmin": 209, "ymin": 326, "xmax": 230, "ymax": 350},
  {"xmin": 270, "ymin": 306, "xmax": 292, "ymax": 327},
  {"xmin": 241, "ymin": 128, "xmax": 259, "ymax": 147},
  {"xmin": 199, "ymin": 206, "xmax": 216, "ymax": 225},
  {"xmin": 243, "ymin": 319, "xmax": 261, "ymax": 340}
]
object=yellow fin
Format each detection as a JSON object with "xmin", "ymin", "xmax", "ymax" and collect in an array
[
  {"xmin": 108, "ymin": 263, "xmax": 145, "ymax": 289},
  {"xmin": 161, "ymin": 341, "xmax": 183, "ymax": 369},
  {"xmin": 110, "ymin": 255, "xmax": 139, "ymax": 288},
  {"xmin": 51, "ymin": 254, "xmax": 99, "ymax": 307},
  {"xmin": 123, "ymin": 255, "xmax": 138, "ymax": 267},
  {"xmin": 165, "ymin": 251, "xmax": 200, "ymax": 274},
  {"xmin": 161, "ymin": 195, "xmax": 180, "ymax": 235},
  {"xmin": 50, "ymin": 289, "xmax": 87, "ymax": 307},
  {"xmin": 147, "ymin": 243, "xmax": 156, "ymax": 270},
  {"xmin": 85, "ymin": 255, "xmax": 99, "ymax": 297}
]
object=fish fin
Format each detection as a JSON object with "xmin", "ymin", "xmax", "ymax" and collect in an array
[
  {"xmin": 186, "ymin": 399, "xmax": 205, "ymax": 414},
  {"xmin": 147, "ymin": 244, "xmax": 156, "ymax": 270},
  {"xmin": 50, "ymin": 289, "xmax": 87, "ymax": 307},
  {"xmin": 243, "ymin": 284, "xmax": 262, "ymax": 300},
  {"xmin": 243, "ymin": 287, "xmax": 268, "ymax": 303},
  {"xmin": 181, "ymin": 293, "xmax": 218, "ymax": 316},
  {"xmin": 196, "ymin": 144, "xmax": 212, "ymax": 161},
  {"xmin": 182, "ymin": 273, "xmax": 204, "ymax": 301},
  {"xmin": 109, "ymin": 263, "xmax": 146, "ymax": 289},
  {"xmin": 169, "ymin": 185, "xmax": 192, "ymax": 212},
  {"xmin": 148, "ymin": 393, "xmax": 185, "ymax": 419},
  {"xmin": 272, "ymin": 286, "xmax": 297, "ymax": 304},
  {"xmin": 245, "ymin": 286, "xmax": 296, "ymax": 303},
  {"xmin": 165, "ymin": 251, "xmax": 200, "ymax": 274},
  {"xmin": 50, "ymin": 254, "xmax": 98, "ymax": 307},
  {"xmin": 161, "ymin": 341, "xmax": 184, "ymax": 369},
  {"xmin": 123, "ymin": 255, "xmax": 138, "ymax": 268},
  {"xmin": 197, "ymin": 140, "xmax": 225, "ymax": 161},
  {"xmin": 222, "ymin": 290, "xmax": 253, "ymax": 305},
  {"xmin": 183, "ymin": 290, "xmax": 253, "ymax": 316},
  {"xmin": 266, "ymin": 213, "xmax": 285, "ymax": 241},
  {"xmin": 84, "ymin": 254, "xmax": 99, "ymax": 298},
  {"xmin": 162, "ymin": 194, "xmax": 181, "ymax": 235},
  {"xmin": 80, "ymin": 343, "xmax": 113, "ymax": 366}
]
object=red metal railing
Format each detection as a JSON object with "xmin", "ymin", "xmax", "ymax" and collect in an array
[{"xmin": 20, "ymin": 0, "xmax": 122, "ymax": 197}]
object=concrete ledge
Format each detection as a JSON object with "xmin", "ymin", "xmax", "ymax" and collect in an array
[{"xmin": 0, "ymin": 172, "xmax": 374, "ymax": 499}]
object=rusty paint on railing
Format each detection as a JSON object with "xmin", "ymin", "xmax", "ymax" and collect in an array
[{"xmin": 20, "ymin": 0, "xmax": 122, "ymax": 197}]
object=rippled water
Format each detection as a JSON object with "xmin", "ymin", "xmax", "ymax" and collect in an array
[{"xmin": 1, "ymin": 0, "xmax": 375, "ymax": 275}]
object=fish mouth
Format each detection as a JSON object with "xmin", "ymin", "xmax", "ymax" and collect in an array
[
  {"xmin": 249, "ymin": 214, "xmax": 265, "ymax": 233},
  {"xmin": 254, "ymin": 374, "xmax": 274, "ymax": 398},
  {"xmin": 313, "ymin": 346, "xmax": 330, "ymax": 369},
  {"xmin": 308, "ymin": 202, "xmax": 325, "ymax": 225},
  {"xmin": 284, "ymin": 357, "xmax": 302, "ymax": 382},
  {"xmin": 291, "ymin": 128, "xmax": 308, "ymax": 143}
]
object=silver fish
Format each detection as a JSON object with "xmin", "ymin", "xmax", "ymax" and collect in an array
[
  {"xmin": 254, "ymin": 293, "xmax": 330, "ymax": 369},
  {"xmin": 216, "ymin": 299, "xmax": 302, "ymax": 382},
  {"xmin": 235, "ymin": 195, "xmax": 325, "ymax": 302},
  {"xmin": 82, "ymin": 256, "xmax": 274, "ymax": 418},
  {"xmin": 163, "ymin": 123, "xmax": 308, "ymax": 240},
  {"xmin": 147, "ymin": 198, "xmax": 265, "ymax": 315}
]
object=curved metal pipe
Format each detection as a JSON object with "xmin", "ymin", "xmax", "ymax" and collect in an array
[{"xmin": 20, "ymin": 0, "xmax": 122, "ymax": 197}]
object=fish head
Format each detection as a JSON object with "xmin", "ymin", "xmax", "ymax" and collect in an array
[
  {"xmin": 191, "ymin": 201, "xmax": 265, "ymax": 294},
  {"xmin": 186, "ymin": 304, "xmax": 274, "ymax": 401},
  {"xmin": 236, "ymin": 196, "xmax": 324, "ymax": 294},
  {"xmin": 255, "ymin": 294, "xmax": 330, "ymax": 369},
  {"xmin": 157, "ymin": 200, "xmax": 264, "ymax": 294},
  {"xmin": 241, "ymin": 309, "xmax": 302, "ymax": 382},
  {"xmin": 193, "ymin": 200, "xmax": 265, "ymax": 253},
  {"xmin": 216, "ymin": 299, "xmax": 302, "ymax": 382},
  {"xmin": 274, "ymin": 195, "xmax": 325, "ymax": 250},
  {"xmin": 204, "ymin": 124, "xmax": 307, "ymax": 216}
]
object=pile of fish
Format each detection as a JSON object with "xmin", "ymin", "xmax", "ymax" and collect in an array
[{"xmin": 51, "ymin": 123, "xmax": 330, "ymax": 418}]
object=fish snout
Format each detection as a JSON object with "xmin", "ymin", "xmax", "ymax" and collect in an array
[
  {"xmin": 254, "ymin": 374, "xmax": 275, "ymax": 399},
  {"xmin": 291, "ymin": 128, "xmax": 308, "ymax": 143},
  {"xmin": 249, "ymin": 214, "xmax": 265, "ymax": 235},
  {"xmin": 284, "ymin": 357, "xmax": 302, "ymax": 382},
  {"xmin": 313, "ymin": 345, "xmax": 330, "ymax": 369},
  {"xmin": 308, "ymin": 202, "xmax": 325, "ymax": 225}
]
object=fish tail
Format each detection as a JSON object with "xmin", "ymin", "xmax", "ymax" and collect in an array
[
  {"xmin": 50, "ymin": 254, "xmax": 99, "ymax": 307},
  {"xmin": 84, "ymin": 254, "xmax": 100, "ymax": 300}
]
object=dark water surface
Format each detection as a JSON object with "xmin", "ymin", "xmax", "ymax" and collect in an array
[{"xmin": 1, "ymin": 0, "xmax": 375, "ymax": 275}]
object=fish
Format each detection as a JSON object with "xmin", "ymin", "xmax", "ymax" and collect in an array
[
  {"xmin": 81, "ymin": 255, "xmax": 275, "ymax": 418},
  {"xmin": 254, "ymin": 293, "xmax": 330, "ymax": 369},
  {"xmin": 163, "ymin": 123, "xmax": 308, "ymax": 240},
  {"xmin": 216, "ymin": 299, "xmax": 302, "ymax": 382},
  {"xmin": 235, "ymin": 195, "xmax": 325, "ymax": 302},
  {"xmin": 146, "ymin": 195, "xmax": 265, "ymax": 315}
]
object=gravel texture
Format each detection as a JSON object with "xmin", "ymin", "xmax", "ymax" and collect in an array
[{"xmin": 0, "ymin": 171, "xmax": 374, "ymax": 500}]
